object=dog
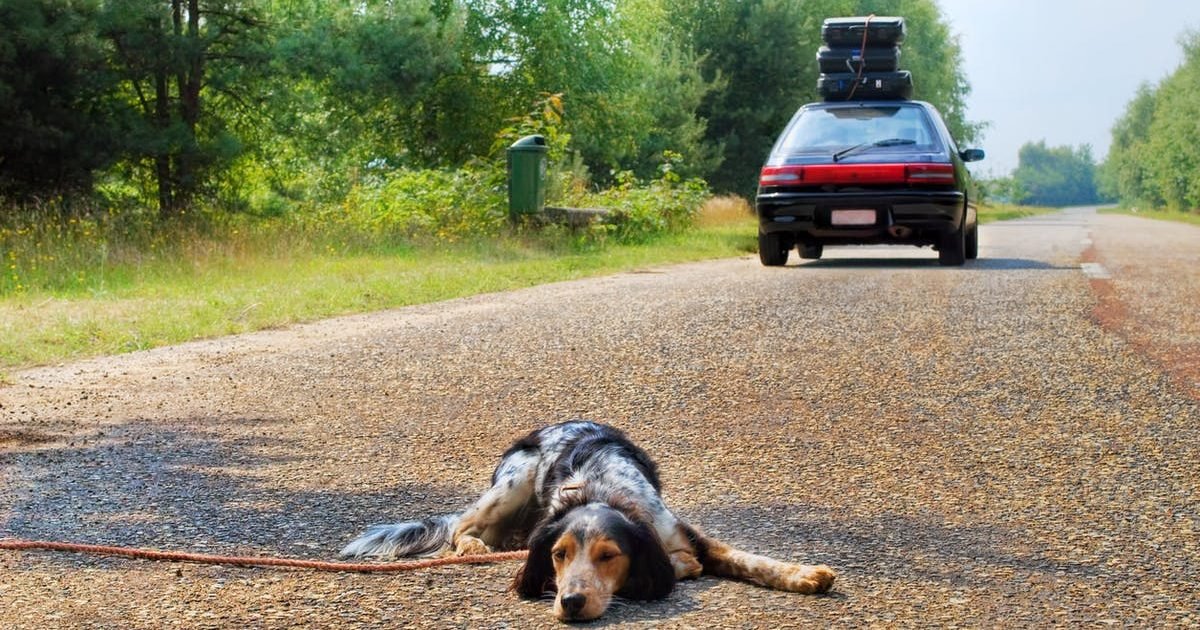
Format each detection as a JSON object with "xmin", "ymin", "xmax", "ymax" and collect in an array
[{"xmin": 340, "ymin": 420, "xmax": 834, "ymax": 621}]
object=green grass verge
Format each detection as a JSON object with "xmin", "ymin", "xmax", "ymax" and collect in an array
[
  {"xmin": 1099, "ymin": 206, "xmax": 1200, "ymax": 226},
  {"xmin": 0, "ymin": 201, "xmax": 1062, "ymax": 375},
  {"xmin": 0, "ymin": 222, "xmax": 756, "ymax": 373},
  {"xmin": 977, "ymin": 202, "xmax": 1057, "ymax": 223}
]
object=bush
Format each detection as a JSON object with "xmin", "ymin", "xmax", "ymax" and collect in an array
[
  {"xmin": 560, "ymin": 151, "xmax": 710, "ymax": 243},
  {"xmin": 329, "ymin": 164, "xmax": 507, "ymax": 242}
]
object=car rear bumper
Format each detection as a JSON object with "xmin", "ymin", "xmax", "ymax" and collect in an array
[{"xmin": 755, "ymin": 190, "xmax": 966, "ymax": 245}]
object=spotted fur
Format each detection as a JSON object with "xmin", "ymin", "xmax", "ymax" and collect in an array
[{"xmin": 340, "ymin": 420, "xmax": 835, "ymax": 621}]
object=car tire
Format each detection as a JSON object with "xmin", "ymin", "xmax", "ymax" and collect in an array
[
  {"xmin": 758, "ymin": 232, "xmax": 789, "ymax": 266},
  {"xmin": 938, "ymin": 223, "xmax": 966, "ymax": 266},
  {"xmin": 798, "ymin": 243, "xmax": 823, "ymax": 260},
  {"xmin": 965, "ymin": 223, "xmax": 979, "ymax": 260}
]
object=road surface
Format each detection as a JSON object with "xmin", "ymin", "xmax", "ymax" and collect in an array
[{"xmin": 2, "ymin": 207, "xmax": 1197, "ymax": 627}]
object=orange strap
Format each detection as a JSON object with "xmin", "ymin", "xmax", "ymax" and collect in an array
[
  {"xmin": 0, "ymin": 538, "xmax": 527, "ymax": 573},
  {"xmin": 845, "ymin": 14, "xmax": 875, "ymax": 101}
]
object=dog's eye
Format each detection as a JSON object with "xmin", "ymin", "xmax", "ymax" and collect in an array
[
  {"xmin": 597, "ymin": 551, "xmax": 619, "ymax": 562},
  {"xmin": 552, "ymin": 549, "xmax": 567, "ymax": 562}
]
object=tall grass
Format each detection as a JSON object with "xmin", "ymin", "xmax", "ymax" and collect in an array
[
  {"xmin": 2, "ymin": 192, "xmax": 1051, "ymax": 374},
  {"xmin": 0, "ymin": 179, "xmax": 746, "ymax": 372}
]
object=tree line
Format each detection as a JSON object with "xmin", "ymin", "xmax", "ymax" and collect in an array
[
  {"xmin": 985, "ymin": 141, "xmax": 1102, "ymax": 207},
  {"xmin": 1100, "ymin": 31, "xmax": 1200, "ymax": 211},
  {"xmin": 1, "ymin": 0, "xmax": 977, "ymax": 220}
]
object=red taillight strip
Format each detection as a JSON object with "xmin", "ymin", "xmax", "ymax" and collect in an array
[
  {"xmin": 759, "ymin": 166, "xmax": 805, "ymax": 184},
  {"xmin": 759, "ymin": 163, "xmax": 956, "ymax": 186},
  {"xmin": 904, "ymin": 163, "xmax": 956, "ymax": 184}
]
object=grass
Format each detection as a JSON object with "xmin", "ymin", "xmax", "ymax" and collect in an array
[
  {"xmin": 1099, "ymin": 206, "xmax": 1200, "ymax": 226},
  {"xmin": 976, "ymin": 202, "xmax": 1057, "ymax": 223},
  {"xmin": 0, "ymin": 198, "xmax": 756, "ymax": 373},
  {"xmin": 0, "ymin": 196, "xmax": 1061, "ymax": 375}
]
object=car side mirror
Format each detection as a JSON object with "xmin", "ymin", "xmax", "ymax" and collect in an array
[{"xmin": 960, "ymin": 148, "xmax": 985, "ymax": 162}]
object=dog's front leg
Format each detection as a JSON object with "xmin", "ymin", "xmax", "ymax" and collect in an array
[
  {"xmin": 695, "ymin": 534, "xmax": 835, "ymax": 593},
  {"xmin": 451, "ymin": 450, "xmax": 538, "ymax": 555},
  {"xmin": 663, "ymin": 527, "xmax": 703, "ymax": 579}
]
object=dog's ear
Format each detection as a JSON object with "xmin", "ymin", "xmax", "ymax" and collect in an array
[
  {"xmin": 616, "ymin": 521, "xmax": 676, "ymax": 600},
  {"xmin": 511, "ymin": 518, "xmax": 564, "ymax": 599}
]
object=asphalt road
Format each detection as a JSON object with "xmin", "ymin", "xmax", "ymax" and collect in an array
[{"xmin": 2, "ymin": 207, "xmax": 1198, "ymax": 628}]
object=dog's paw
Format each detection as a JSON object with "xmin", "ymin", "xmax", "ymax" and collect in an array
[
  {"xmin": 671, "ymin": 551, "xmax": 704, "ymax": 580},
  {"xmin": 453, "ymin": 535, "xmax": 492, "ymax": 556},
  {"xmin": 786, "ymin": 564, "xmax": 836, "ymax": 594}
]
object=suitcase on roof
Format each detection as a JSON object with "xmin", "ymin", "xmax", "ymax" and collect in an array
[
  {"xmin": 818, "ymin": 71, "xmax": 913, "ymax": 101},
  {"xmin": 817, "ymin": 45, "xmax": 901, "ymax": 73},
  {"xmin": 822, "ymin": 16, "xmax": 906, "ymax": 47}
]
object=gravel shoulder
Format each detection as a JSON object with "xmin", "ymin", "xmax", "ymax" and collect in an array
[{"xmin": 2, "ymin": 208, "xmax": 1198, "ymax": 628}]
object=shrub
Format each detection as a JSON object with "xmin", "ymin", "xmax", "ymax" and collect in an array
[{"xmin": 328, "ymin": 164, "xmax": 507, "ymax": 242}]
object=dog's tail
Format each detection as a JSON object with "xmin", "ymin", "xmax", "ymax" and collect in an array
[{"xmin": 339, "ymin": 513, "xmax": 460, "ymax": 559}]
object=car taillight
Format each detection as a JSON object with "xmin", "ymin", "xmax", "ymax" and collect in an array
[
  {"xmin": 904, "ymin": 163, "xmax": 956, "ymax": 185},
  {"xmin": 759, "ymin": 166, "xmax": 805, "ymax": 185},
  {"xmin": 759, "ymin": 163, "xmax": 956, "ymax": 186}
]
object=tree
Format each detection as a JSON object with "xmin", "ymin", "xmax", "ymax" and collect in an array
[
  {"xmin": 1103, "ymin": 31, "xmax": 1200, "ymax": 211},
  {"xmin": 0, "ymin": 0, "xmax": 124, "ymax": 200},
  {"xmin": 1098, "ymin": 83, "xmax": 1158, "ymax": 205},
  {"xmin": 1144, "ymin": 31, "xmax": 1200, "ymax": 210},
  {"xmin": 666, "ymin": 0, "xmax": 820, "ymax": 195},
  {"xmin": 100, "ymin": 0, "xmax": 269, "ymax": 217},
  {"xmin": 1012, "ymin": 141, "xmax": 1099, "ymax": 207},
  {"xmin": 667, "ymin": 0, "xmax": 980, "ymax": 196},
  {"xmin": 461, "ymin": 0, "xmax": 716, "ymax": 181}
]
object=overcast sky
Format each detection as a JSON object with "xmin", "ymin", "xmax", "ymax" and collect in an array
[{"xmin": 935, "ymin": 0, "xmax": 1200, "ymax": 176}]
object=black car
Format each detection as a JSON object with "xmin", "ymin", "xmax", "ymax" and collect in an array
[{"xmin": 755, "ymin": 100, "xmax": 985, "ymax": 266}]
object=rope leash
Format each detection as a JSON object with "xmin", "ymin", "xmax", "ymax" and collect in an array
[
  {"xmin": 844, "ymin": 13, "xmax": 875, "ymax": 101},
  {"xmin": 0, "ymin": 538, "xmax": 528, "ymax": 573}
]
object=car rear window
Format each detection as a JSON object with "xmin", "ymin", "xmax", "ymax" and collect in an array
[{"xmin": 773, "ymin": 105, "xmax": 940, "ymax": 156}]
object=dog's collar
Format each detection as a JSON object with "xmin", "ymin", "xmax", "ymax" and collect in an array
[{"xmin": 558, "ymin": 482, "xmax": 585, "ymax": 495}]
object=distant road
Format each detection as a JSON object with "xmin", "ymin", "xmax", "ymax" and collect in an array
[{"xmin": 2, "ymin": 207, "xmax": 1197, "ymax": 627}]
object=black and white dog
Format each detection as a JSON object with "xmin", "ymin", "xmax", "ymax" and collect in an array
[{"xmin": 341, "ymin": 420, "xmax": 834, "ymax": 621}]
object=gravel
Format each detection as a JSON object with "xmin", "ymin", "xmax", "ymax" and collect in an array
[{"xmin": 2, "ymin": 207, "xmax": 1198, "ymax": 628}]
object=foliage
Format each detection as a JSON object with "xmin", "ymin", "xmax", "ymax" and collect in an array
[
  {"xmin": 0, "ymin": 0, "xmax": 124, "ymax": 198},
  {"xmin": 1011, "ymin": 141, "xmax": 1100, "ymax": 207},
  {"xmin": 668, "ymin": 0, "xmax": 979, "ymax": 196},
  {"xmin": 1104, "ymin": 31, "xmax": 1200, "ymax": 211},
  {"xmin": 1143, "ymin": 31, "xmax": 1200, "ymax": 210},
  {"xmin": 975, "ymin": 176, "xmax": 1027, "ymax": 205},
  {"xmin": 575, "ymin": 151, "xmax": 711, "ymax": 242},
  {"xmin": 666, "ymin": 0, "xmax": 820, "ymax": 196},
  {"xmin": 97, "ymin": 0, "xmax": 273, "ymax": 217},
  {"xmin": 1098, "ymin": 83, "xmax": 1158, "ymax": 206},
  {"xmin": 2, "ymin": 0, "xmax": 977, "ymax": 256},
  {"xmin": 332, "ymin": 165, "xmax": 507, "ymax": 243}
]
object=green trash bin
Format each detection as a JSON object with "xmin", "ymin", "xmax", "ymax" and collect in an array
[{"xmin": 507, "ymin": 134, "xmax": 548, "ymax": 220}]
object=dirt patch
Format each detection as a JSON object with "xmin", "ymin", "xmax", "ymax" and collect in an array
[
  {"xmin": 1083, "ymin": 225, "xmax": 1200, "ymax": 401},
  {"xmin": 0, "ymin": 429, "xmax": 56, "ymax": 446}
]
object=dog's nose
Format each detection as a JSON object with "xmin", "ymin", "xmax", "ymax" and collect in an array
[{"xmin": 560, "ymin": 593, "xmax": 587, "ymax": 616}]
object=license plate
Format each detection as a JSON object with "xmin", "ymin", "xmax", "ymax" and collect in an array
[{"xmin": 831, "ymin": 209, "xmax": 876, "ymax": 226}]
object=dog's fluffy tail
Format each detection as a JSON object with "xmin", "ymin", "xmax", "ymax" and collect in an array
[{"xmin": 339, "ymin": 514, "xmax": 460, "ymax": 559}]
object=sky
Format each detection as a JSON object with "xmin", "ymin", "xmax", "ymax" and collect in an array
[{"xmin": 935, "ymin": 0, "xmax": 1200, "ymax": 176}]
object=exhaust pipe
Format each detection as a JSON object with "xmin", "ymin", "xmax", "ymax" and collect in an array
[{"xmin": 888, "ymin": 225, "xmax": 912, "ymax": 239}]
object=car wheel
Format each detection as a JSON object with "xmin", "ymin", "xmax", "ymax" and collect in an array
[
  {"xmin": 798, "ymin": 243, "xmax": 823, "ymax": 260},
  {"xmin": 965, "ymin": 223, "xmax": 979, "ymax": 260},
  {"xmin": 938, "ymin": 223, "xmax": 966, "ymax": 266},
  {"xmin": 758, "ymin": 231, "xmax": 789, "ymax": 266}
]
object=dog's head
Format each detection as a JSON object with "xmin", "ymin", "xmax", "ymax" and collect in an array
[{"xmin": 512, "ymin": 501, "xmax": 676, "ymax": 621}]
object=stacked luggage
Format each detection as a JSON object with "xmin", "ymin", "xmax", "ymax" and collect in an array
[{"xmin": 817, "ymin": 16, "xmax": 912, "ymax": 101}]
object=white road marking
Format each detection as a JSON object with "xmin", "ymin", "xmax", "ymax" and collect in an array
[{"xmin": 1080, "ymin": 262, "xmax": 1111, "ymax": 280}]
